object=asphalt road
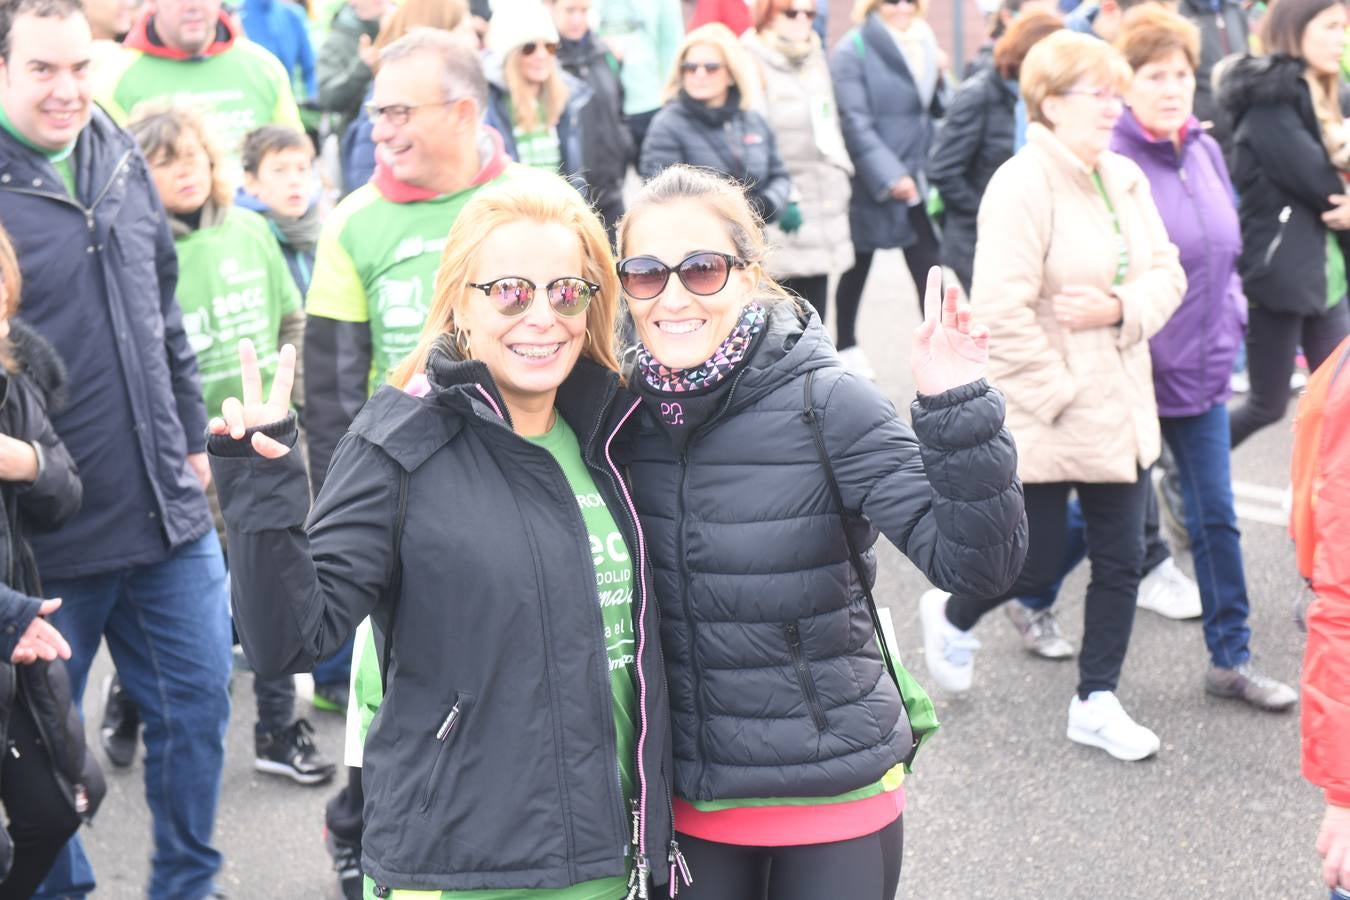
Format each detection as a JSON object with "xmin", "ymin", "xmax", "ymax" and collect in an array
[{"xmin": 79, "ymin": 250, "xmax": 1323, "ymax": 899}]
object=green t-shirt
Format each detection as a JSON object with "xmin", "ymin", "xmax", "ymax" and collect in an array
[
  {"xmin": 174, "ymin": 207, "xmax": 302, "ymax": 418},
  {"xmin": 358, "ymin": 414, "xmax": 639, "ymax": 900},
  {"xmin": 304, "ymin": 168, "xmax": 518, "ymax": 394},
  {"xmin": 1091, "ymin": 170, "xmax": 1129, "ymax": 287},
  {"xmin": 0, "ymin": 102, "xmax": 76, "ymax": 195},
  {"xmin": 507, "ymin": 99, "xmax": 562, "ymax": 173}
]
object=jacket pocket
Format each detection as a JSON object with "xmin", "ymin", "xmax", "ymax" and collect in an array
[
  {"xmin": 418, "ymin": 691, "xmax": 472, "ymax": 814},
  {"xmin": 784, "ymin": 622, "xmax": 828, "ymax": 732},
  {"xmin": 1261, "ymin": 205, "xmax": 1292, "ymax": 269}
]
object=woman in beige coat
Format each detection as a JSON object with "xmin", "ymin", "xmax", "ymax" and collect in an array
[
  {"xmin": 742, "ymin": 0, "xmax": 854, "ymax": 319},
  {"xmin": 918, "ymin": 31, "xmax": 1185, "ymax": 762}
]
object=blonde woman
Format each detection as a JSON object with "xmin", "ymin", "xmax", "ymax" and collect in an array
[
  {"xmin": 1217, "ymin": 0, "xmax": 1350, "ymax": 447},
  {"xmin": 742, "ymin": 0, "xmax": 854, "ymax": 318},
  {"xmin": 830, "ymin": 0, "xmax": 948, "ymax": 377},
  {"xmin": 919, "ymin": 32, "xmax": 1186, "ymax": 762},
  {"xmin": 206, "ymin": 172, "xmax": 679, "ymax": 898},
  {"xmin": 484, "ymin": 0, "xmax": 590, "ymax": 185},
  {"xmin": 640, "ymin": 23, "xmax": 794, "ymax": 226}
]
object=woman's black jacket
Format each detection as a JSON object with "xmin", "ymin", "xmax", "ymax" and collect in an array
[
  {"xmin": 928, "ymin": 66, "xmax": 1016, "ymax": 293},
  {"xmin": 623, "ymin": 306, "xmax": 1027, "ymax": 803},
  {"xmin": 0, "ymin": 321, "xmax": 101, "ymax": 879},
  {"xmin": 210, "ymin": 347, "xmax": 676, "ymax": 894},
  {"xmin": 1218, "ymin": 53, "xmax": 1350, "ymax": 316}
]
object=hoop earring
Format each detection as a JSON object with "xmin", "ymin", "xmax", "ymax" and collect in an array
[{"xmin": 452, "ymin": 328, "xmax": 472, "ymax": 358}]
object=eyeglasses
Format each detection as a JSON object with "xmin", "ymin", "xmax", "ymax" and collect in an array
[
  {"xmin": 521, "ymin": 41, "xmax": 559, "ymax": 56},
  {"xmin": 783, "ymin": 7, "xmax": 817, "ymax": 18},
  {"xmin": 882, "ymin": 0, "xmax": 916, "ymax": 6},
  {"xmin": 615, "ymin": 251, "xmax": 746, "ymax": 301},
  {"xmin": 680, "ymin": 61, "xmax": 724, "ymax": 75},
  {"xmin": 1061, "ymin": 87, "xmax": 1125, "ymax": 106},
  {"xmin": 363, "ymin": 100, "xmax": 455, "ymax": 126},
  {"xmin": 467, "ymin": 276, "xmax": 599, "ymax": 318}
]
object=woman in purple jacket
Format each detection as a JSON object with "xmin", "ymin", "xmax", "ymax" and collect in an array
[{"xmin": 1109, "ymin": 5, "xmax": 1296, "ymax": 711}]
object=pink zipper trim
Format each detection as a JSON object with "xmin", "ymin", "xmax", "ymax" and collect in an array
[
  {"xmin": 603, "ymin": 398, "xmax": 653, "ymax": 888},
  {"xmin": 473, "ymin": 384, "xmax": 505, "ymax": 421}
]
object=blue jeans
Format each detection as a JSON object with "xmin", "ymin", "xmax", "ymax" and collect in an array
[
  {"xmin": 35, "ymin": 531, "xmax": 232, "ymax": 900},
  {"xmin": 1161, "ymin": 404, "xmax": 1251, "ymax": 667},
  {"xmin": 312, "ymin": 633, "xmax": 354, "ymax": 688}
]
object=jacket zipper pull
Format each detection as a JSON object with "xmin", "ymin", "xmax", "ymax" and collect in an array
[
  {"xmin": 636, "ymin": 858, "xmax": 651, "ymax": 899},
  {"xmin": 436, "ymin": 700, "xmax": 462, "ymax": 741},
  {"xmin": 624, "ymin": 863, "xmax": 641, "ymax": 900},
  {"xmin": 670, "ymin": 840, "xmax": 693, "ymax": 887},
  {"xmin": 631, "ymin": 802, "xmax": 642, "ymax": 847}
]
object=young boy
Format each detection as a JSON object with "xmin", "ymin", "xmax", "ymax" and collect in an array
[
  {"xmin": 242, "ymin": 126, "xmax": 321, "ymax": 295},
  {"xmin": 240, "ymin": 124, "xmax": 355, "ymax": 717},
  {"xmin": 127, "ymin": 104, "xmax": 335, "ymax": 787}
]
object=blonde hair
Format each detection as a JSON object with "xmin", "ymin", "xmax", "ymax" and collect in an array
[
  {"xmin": 372, "ymin": 0, "xmax": 469, "ymax": 57},
  {"xmin": 661, "ymin": 23, "xmax": 758, "ymax": 110},
  {"xmin": 126, "ymin": 103, "xmax": 234, "ymax": 211},
  {"xmin": 0, "ymin": 221, "xmax": 22, "ymax": 373},
  {"xmin": 852, "ymin": 0, "xmax": 927, "ymax": 24},
  {"xmin": 390, "ymin": 171, "xmax": 621, "ymax": 388},
  {"xmin": 505, "ymin": 47, "xmax": 570, "ymax": 130},
  {"xmin": 1019, "ymin": 29, "xmax": 1132, "ymax": 126},
  {"xmin": 616, "ymin": 164, "xmax": 798, "ymax": 308}
]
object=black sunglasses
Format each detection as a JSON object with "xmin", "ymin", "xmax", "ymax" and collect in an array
[
  {"xmin": 783, "ymin": 8, "xmax": 817, "ymax": 18},
  {"xmin": 615, "ymin": 251, "xmax": 746, "ymax": 301},
  {"xmin": 680, "ymin": 61, "xmax": 724, "ymax": 75},
  {"xmin": 467, "ymin": 276, "xmax": 598, "ymax": 317}
]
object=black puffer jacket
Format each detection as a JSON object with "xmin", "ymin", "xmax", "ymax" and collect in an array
[
  {"xmin": 0, "ymin": 321, "xmax": 102, "ymax": 879},
  {"xmin": 623, "ymin": 307, "xmax": 1027, "ymax": 802},
  {"xmin": 928, "ymin": 66, "xmax": 1016, "ymax": 293},
  {"xmin": 639, "ymin": 88, "xmax": 793, "ymax": 223},
  {"xmin": 212, "ymin": 348, "xmax": 676, "ymax": 894},
  {"xmin": 1178, "ymin": 0, "xmax": 1248, "ymax": 149},
  {"xmin": 1218, "ymin": 54, "xmax": 1350, "ymax": 316},
  {"xmin": 557, "ymin": 33, "xmax": 634, "ymax": 215}
]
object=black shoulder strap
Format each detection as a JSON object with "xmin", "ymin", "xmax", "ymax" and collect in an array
[
  {"xmin": 800, "ymin": 370, "xmax": 902, "ymax": 693},
  {"xmin": 378, "ymin": 467, "xmax": 410, "ymax": 689}
]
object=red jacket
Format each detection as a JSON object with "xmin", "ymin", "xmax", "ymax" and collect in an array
[
  {"xmin": 688, "ymin": 0, "xmax": 753, "ymax": 35},
  {"xmin": 1293, "ymin": 335, "xmax": 1350, "ymax": 808}
]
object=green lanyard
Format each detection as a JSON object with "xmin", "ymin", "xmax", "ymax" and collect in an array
[{"xmin": 1091, "ymin": 170, "xmax": 1129, "ymax": 286}]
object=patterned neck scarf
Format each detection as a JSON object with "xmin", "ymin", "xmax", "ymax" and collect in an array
[{"xmin": 636, "ymin": 303, "xmax": 767, "ymax": 394}]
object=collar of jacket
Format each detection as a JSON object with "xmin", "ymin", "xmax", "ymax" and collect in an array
[
  {"xmin": 423, "ymin": 339, "xmax": 635, "ymax": 464},
  {"xmin": 0, "ymin": 106, "xmax": 134, "ymax": 206},
  {"xmin": 370, "ymin": 125, "xmax": 511, "ymax": 203},
  {"xmin": 677, "ymin": 87, "xmax": 742, "ymax": 127},
  {"xmin": 557, "ymin": 32, "xmax": 603, "ymax": 69},
  {"xmin": 1113, "ymin": 106, "xmax": 1202, "ymax": 162},
  {"xmin": 1027, "ymin": 121, "xmax": 1102, "ymax": 178},
  {"xmin": 861, "ymin": 12, "xmax": 916, "ymax": 77},
  {"xmin": 4, "ymin": 320, "xmax": 68, "ymax": 412},
  {"xmin": 124, "ymin": 10, "xmax": 236, "ymax": 59},
  {"xmin": 1216, "ymin": 53, "xmax": 1310, "ymax": 123}
]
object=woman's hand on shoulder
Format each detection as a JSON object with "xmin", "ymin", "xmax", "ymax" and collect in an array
[
  {"xmin": 910, "ymin": 266, "xmax": 989, "ymax": 396},
  {"xmin": 207, "ymin": 339, "xmax": 295, "ymax": 459}
]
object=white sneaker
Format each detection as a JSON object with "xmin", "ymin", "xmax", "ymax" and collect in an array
[
  {"xmin": 1229, "ymin": 370, "xmax": 1250, "ymax": 394},
  {"xmin": 837, "ymin": 346, "xmax": 877, "ymax": 380},
  {"xmin": 1066, "ymin": 691, "xmax": 1160, "ymax": 761},
  {"xmin": 920, "ymin": 589, "xmax": 980, "ymax": 693},
  {"xmin": 1136, "ymin": 557, "xmax": 1202, "ymax": 620}
]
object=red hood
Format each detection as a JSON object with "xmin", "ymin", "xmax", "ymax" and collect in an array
[
  {"xmin": 371, "ymin": 125, "xmax": 511, "ymax": 204},
  {"xmin": 123, "ymin": 9, "xmax": 237, "ymax": 59}
]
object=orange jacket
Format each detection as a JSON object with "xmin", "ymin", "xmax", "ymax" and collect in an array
[{"xmin": 1293, "ymin": 335, "xmax": 1350, "ymax": 807}]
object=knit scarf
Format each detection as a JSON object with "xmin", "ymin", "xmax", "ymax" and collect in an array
[
  {"xmin": 169, "ymin": 196, "xmax": 230, "ymax": 239},
  {"xmin": 760, "ymin": 29, "xmax": 819, "ymax": 66},
  {"xmin": 264, "ymin": 202, "xmax": 322, "ymax": 253}
]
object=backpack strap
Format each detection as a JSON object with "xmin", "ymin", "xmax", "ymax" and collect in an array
[
  {"xmin": 851, "ymin": 31, "xmax": 864, "ymax": 58},
  {"xmin": 378, "ymin": 467, "xmax": 410, "ymax": 689},
  {"xmin": 800, "ymin": 369, "xmax": 919, "ymax": 766}
]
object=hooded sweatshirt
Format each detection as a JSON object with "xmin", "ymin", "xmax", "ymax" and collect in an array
[
  {"xmin": 101, "ymin": 11, "xmax": 303, "ymax": 180},
  {"xmin": 302, "ymin": 127, "xmax": 519, "ymax": 489},
  {"xmin": 240, "ymin": 0, "xmax": 318, "ymax": 100}
]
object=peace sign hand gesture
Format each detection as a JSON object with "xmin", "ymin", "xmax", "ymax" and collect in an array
[
  {"xmin": 910, "ymin": 266, "xmax": 990, "ymax": 397},
  {"xmin": 207, "ymin": 339, "xmax": 296, "ymax": 460}
]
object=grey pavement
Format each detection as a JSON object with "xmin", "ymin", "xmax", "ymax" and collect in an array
[{"xmin": 79, "ymin": 250, "xmax": 1322, "ymax": 899}]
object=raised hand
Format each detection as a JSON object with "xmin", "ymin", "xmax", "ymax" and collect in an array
[
  {"xmin": 11, "ymin": 598, "xmax": 70, "ymax": 665},
  {"xmin": 207, "ymin": 339, "xmax": 296, "ymax": 459},
  {"xmin": 910, "ymin": 266, "xmax": 990, "ymax": 396}
]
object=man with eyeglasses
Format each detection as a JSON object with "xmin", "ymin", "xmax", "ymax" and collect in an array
[{"xmin": 96, "ymin": 0, "xmax": 302, "ymax": 183}]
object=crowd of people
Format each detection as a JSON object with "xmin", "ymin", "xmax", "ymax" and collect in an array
[{"xmin": 0, "ymin": 0, "xmax": 1343, "ymax": 896}]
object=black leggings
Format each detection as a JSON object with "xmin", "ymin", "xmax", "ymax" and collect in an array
[
  {"xmin": 779, "ymin": 275, "xmax": 829, "ymax": 322},
  {"xmin": 0, "ymin": 698, "xmax": 82, "ymax": 899},
  {"xmin": 834, "ymin": 206, "xmax": 940, "ymax": 349},
  {"xmin": 675, "ymin": 816, "xmax": 903, "ymax": 900},
  {"xmin": 1229, "ymin": 300, "xmax": 1349, "ymax": 447}
]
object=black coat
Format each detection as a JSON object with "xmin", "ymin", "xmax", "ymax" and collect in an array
[
  {"xmin": 211, "ymin": 348, "xmax": 676, "ymax": 894},
  {"xmin": 1178, "ymin": 0, "xmax": 1249, "ymax": 149},
  {"xmin": 928, "ymin": 67, "xmax": 1016, "ymax": 292},
  {"xmin": 624, "ymin": 307, "xmax": 1027, "ymax": 802},
  {"xmin": 0, "ymin": 322, "xmax": 102, "ymax": 880},
  {"xmin": 557, "ymin": 33, "xmax": 634, "ymax": 214},
  {"xmin": 639, "ymin": 89, "xmax": 793, "ymax": 223},
  {"xmin": 1218, "ymin": 54, "xmax": 1350, "ymax": 316},
  {"xmin": 0, "ymin": 109, "xmax": 213, "ymax": 579}
]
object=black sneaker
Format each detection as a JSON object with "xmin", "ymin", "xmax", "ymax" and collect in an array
[
  {"xmin": 99, "ymin": 674, "xmax": 139, "ymax": 768},
  {"xmin": 254, "ymin": 719, "xmax": 336, "ymax": 785},
  {"xmin": 312, "ymin": 680, "xmax": 349, "ymax": 715},
  {"xmin": 325, "ymin": 825, "xmax": 364, "ymax": 900}
]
